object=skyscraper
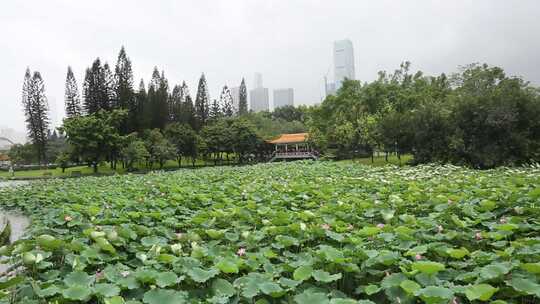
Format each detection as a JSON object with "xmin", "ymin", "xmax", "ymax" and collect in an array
[
  {"xmin": 273, "ymin": 88, "xmax": 294, "ymax": 109},
  {"xmin": 333, "ymin": 39, "xmax": 355, "ymax": 90},
  {"xmin": 253, "ymin": 72, "xmax": 263, "ymax": 89},
  {"xmin": 249, "ymin": 73, "xmax": 269, "ymax": 112},
  {"xmin": 250, "ymin": 88, "xmax": 269, "ymax": 112}
]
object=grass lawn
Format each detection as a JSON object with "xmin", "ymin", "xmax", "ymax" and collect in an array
[
  {"xmin": 340, "ymin": 154, "xmax": 413, "ymax": 166},
  {"xmin": 0, "ymin": 155, "xmax": 413, "ymax": 179},
  {"xmin": 0, "ymin": 158, "xmax": 212, "ymax": 179}
]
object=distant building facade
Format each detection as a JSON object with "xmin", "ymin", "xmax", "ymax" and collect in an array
[
  {"xmin": 250, "ymin": 88, "xmax": 269, "ymax": 112},
  {"xmin": 230, "ymin": 86, "xmax": 240, "ymax": 112},
  {"xmin": 249, "ymin": 73, "xmax": 269, "ymax": 112},
  {"xmin": 333, "ymin": 39, "xmax": 355, "ymax": 90},
  {"xmin": 253, "ymin": 72, "xmax": 263, "ymax": 89},
  {"xmin": 273, "ymin": 88, "xmax": 294, "ymax": 109}
]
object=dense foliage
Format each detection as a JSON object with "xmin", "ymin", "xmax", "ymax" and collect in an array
[
  {"xmin": 310, "ymin": 63, "xmax": 540, "ymax": 168},
  {"xmin": 0, "ymin": 162, "xmax": 539, "ymax": 303}
]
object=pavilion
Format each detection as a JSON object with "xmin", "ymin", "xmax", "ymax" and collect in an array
[{"xmin": 267, "ymin": 133, "xmax": 317, "ymax": 162}]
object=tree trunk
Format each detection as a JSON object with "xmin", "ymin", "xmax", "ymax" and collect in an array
[{"xmin": 93, "ymin": 162, "xmax": 98, "ymax": 173}]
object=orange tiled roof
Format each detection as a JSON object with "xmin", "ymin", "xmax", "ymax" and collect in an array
[
  {"xmin": 268, "ymin": 133, "xmax": 309, "ymax": 144},
  {"xmin": 0, "ymin": 154, "xmax": 9, "ymax": 161}
]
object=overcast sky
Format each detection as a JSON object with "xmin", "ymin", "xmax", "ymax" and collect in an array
[{"xmin": 1, "ymin": 0, "xmax": 539, "ymax": 132}]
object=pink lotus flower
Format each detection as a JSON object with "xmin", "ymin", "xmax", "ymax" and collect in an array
[
  {"xmin": 121, "ymin": 271, "xmax": 130, "ymax": 278},
  {"xmin": 175, "ymin": 232, "xmax": 184, "ymax": 240},
  {"xmin": 452, "ymin": 297, "xmax": 459, "ymax": 304},
  {"xmin": 475, "ymin": 232, "xmax": 483, "ymax": 240},
  {"xmin": 321, "ymin": 223, "xmax": 331, "ymax": 230},
  {"xmin": 237, "ymin": 247, "xmax": 246, "ymax": 256},
  {"xmin": 448, "ymin": 199, "xmax": 454, "ymax": 204},
  {"xmin": 64, "ymin": 215, "xmax": 73, "ymax": 222},
  {"xmin": 385, "ymin": 271, "xmax": 390, "ymax": 277},
  {"xmin": 376, "ymin": 223, "xmax": 385, "ymax": 229},
  {"xmin": 437, "ymin": 225, "xmax": 444, "ymax": 233},
  {"xmin": 95, "ymin": 270, "xmax": 104, "ymax": 280},
  {"xmin": 415, "ymin": 254, "xmax": 423, "ymax": 260},
  {"xmin": 347, "ymin": 224, "xmax": 354, "ymax": 230},
  {"xmin": 499, "ymin": 217, "xmax": 507, "ymax": 224}
]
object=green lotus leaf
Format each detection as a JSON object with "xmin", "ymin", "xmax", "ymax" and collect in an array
[
  {"xmin": 465, "ymin": 283, "xmax": 498, "ymax": 301},
  {"xmin": 415, "ymin": 286, "xmax": 454, "ymax": 304},
  {"xmin": 155, "ymin": 272, "xmax": 178, "ymax": 288},
  {"xmin": 312, "ymin": 270, "xmax": 342, "ymax": 283},
  {"xmin": 212, "ymin": 278, "xmax": 235, "ymax": 297},
  {"xmin": 64, "ymin": 271, "xmax": 94, "ymax": 287},
  {"xmin": 187, "ymin": 267, "xmax": 218, "ymax": 283},
  {"xmin": 294, "ymin": 290, "xmax": 329, "ymax": 304},
  {"xmin": 94, "ymin": 283, "xmax": 121, "ymax": 297},
  {"xmin": 62, "ymin": 285, "xmax": 92, "ymax": 301},
  {"xmin": 412, "ymin": 261, "xmax": 445, "ymax": 275},
  {"xmin": 293, "ymin": 265, "xmax": 313, "ymax": 281},
  {"xmin": 142, "ymin": 289, "xmax": 186, "ymax": 304}
]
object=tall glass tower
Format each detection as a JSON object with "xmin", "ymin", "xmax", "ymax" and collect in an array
[{"xmin": 333, "ymin": 39, "xmax": 355, "ymax": 90}]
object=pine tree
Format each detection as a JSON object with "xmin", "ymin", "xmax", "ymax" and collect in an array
[
  {"xmin": 220, "ymin": 85, "xmax": 234, "ymax": 117},
  {"xmin": 22, "ymin": 70, "xmax": 50, "ymax": 164},
  {"xmin": 103, "ymin": 63, "xmax": 116, "ymax": 109},
  {"xmin": 169, "ymin": 84, "xmax": 183, "ymax": 122},
  {"xmin": 148, "ymin": 68, "xmax": 169, "ymax": 129},
  {"xmin": 64, "ymin": 66, "xmax": 82, "ymax": 118},
  {"xmin": 195, "ymin": 73, "xmax": 210, "ymax": 129},
  {"xmin": 184, "ymin": 94, "xmax": 197, "ymax": 130},
  {"xmin": 209, "ymin": 99, "xmax": 222, "ymax": 122},
  {"xmin": 83, "ymin": 58, "xmax": 111, "ymax": 114},
  {"xmin": 136, "ymin": 79, "xmax": 150, "ymax": 132},
  {"xmin": 114, "ymin": 46, "xmax": 135, "ymax": 132},
  {"xmin": 238, "ymin": 78, "xmax": 248, "ymax": 115}
]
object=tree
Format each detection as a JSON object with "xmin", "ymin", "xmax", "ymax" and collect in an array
[
  {"xmin": 8, "ymin": 143, "xmax": 37, "ymax": 166},
  {"xmin": 142, "ymin": 129, "xmax": 175, "ymax": 169},
  {"xmin": 103, "ymin": 63, "xmax": 116, "ymax": 109},
  {"xmin": 60, "ymin": 110, "xmax": 127, "ymax": 173},
  {"xmin": 230, "ymin": 119, "xmax": 259, "ymax": 163},
  {"xmin": 220, "ymin": 85, "xmax": 234, "ymax": 117},
  {"xmin": 195, "ymin": 73, "xmax": 210, "ymax": 129},
  {"xmin": 238, "ymin": 78, "xmax": 248, "ymax": 115},
  {"xmin": 136, "ymin": 79, "xmax": 150, "ymax": 132},
  {"xmin": 83, "ymin": 58, "xmax": 112, "ymax": 114},
  {"xmin": 164, "ymin": 123, "xmax": 198, "ymax": 167},
  {"xmin": 114, "ymin": 46, "xmax": 135, "ymax": 133},
  {"xmin": 209, "ymin": 99, "xmax": 222, "ymax": 122},
  {"xmin": 148, "ymin": 68, "xmax": 170, "ymax": 130},
  {"xmin": 200, "ymin": 120, "xmax": 230, "ymax": 165},
  {"xmin": 120, "ymin": 138, "xmax": 149, "ymax": 171},
  {"xmin": 64, "ymin": 66, "xmax": 82, "ymax": 118},
  {"xmin": 22, "ymin": 70, "xmax": 50, "ymax": 164},
  {"xmin": 272, "ymin": 105, "xmax": 304, "ymax": 122},
  {"xmin": 169, "ymin": 84, "xmax": 183, "ymax": 123}
]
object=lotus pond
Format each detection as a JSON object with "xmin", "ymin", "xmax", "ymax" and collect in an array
[{"xmin": 0, "ymin": 162, "xmax": 539, "ymax": 304}]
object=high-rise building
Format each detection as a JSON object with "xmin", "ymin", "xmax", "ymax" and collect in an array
[
  {"xmin": 250, "ymin": 88, "xmax": 269, "ymax": 112},
  {"xmin": 249, "ymin": 73, "xmax": 269, "ymax": 112},
  {"xmin": 230, "ymin": 86, "xmax": 240, "ymax": 112},
  {"xmin": 253, "ymin": 72, "xmax": 263, "ymax": 89},
  {"xmin": 333, "ymin": 39, "xmax": 355, "ymax": 90},
  {"xmin": 273, "ymin": 88, "xmax": 294, "ymax": 109}
]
